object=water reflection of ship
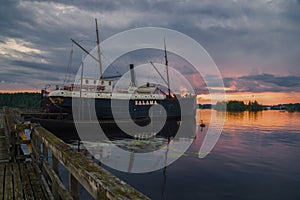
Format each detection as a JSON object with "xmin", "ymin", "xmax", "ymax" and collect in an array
[
  {"xmin": 161, "ymin": 136, "xmax": 170, "ymax": 199},
  {"xmin": 35, "ymin": 117, "xmax": 187, "ymax": 142},
  {"xmin": 69, "ymin": 117, "xmax": 196, "ymax": 167}
]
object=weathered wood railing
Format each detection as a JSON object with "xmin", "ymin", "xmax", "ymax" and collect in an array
[{"xmin": 25, "ymin": 117, "xmax": 148, "ymax": 199}]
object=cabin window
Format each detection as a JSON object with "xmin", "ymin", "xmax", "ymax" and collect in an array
[
  {"xmin": 85, "ymin": 79, "xmax": 89, "ymax": 84},
  {"xmin": 101, "ymin": 81, "xmax": 104, "ymax": 85},
  {"xmin": 94, "ymin": 80, "xmax": 97, "ymax": 84},
  {"xmin": 109, "ymin": 81, "xmax": 111, "ymax": 86}
]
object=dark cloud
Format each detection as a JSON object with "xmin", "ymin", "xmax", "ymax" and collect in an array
[
  {"xmin": 224, "ymin": 74, "xmax": 300, "ymax": 93},
  {"xmin": 0, "ymin": 0, "xmax": 299, "ymax": 92},
  {"xmin": 240, "ymin": 74, "xmax": 300, "ymax": 88},
  {"xmin": 0, "ymin": 69, "xmax": 61, "ymax": 87},
  {"xmin": 9, "ymin": 60, "xmax": 66, "ymax": 73}
]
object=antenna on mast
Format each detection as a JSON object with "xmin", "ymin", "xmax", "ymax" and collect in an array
[
  {"xmin": 164, "ymin": 37, "xmax": 171, "ymax": 96},
  {"xmin": 95, "ymin": 18, "xmax": 103, "ymax": 79}
]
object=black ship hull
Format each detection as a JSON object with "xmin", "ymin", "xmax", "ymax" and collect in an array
[
  {"xmin": 42, "ymin": 95, "xmax": 196, "ymax": 120},
  {"xmin": 37, "ymin": 94, "xmax": 196, "ymax": 141}
]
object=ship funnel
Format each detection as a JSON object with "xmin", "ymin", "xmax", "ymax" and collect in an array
[{"xmin": 129, "ymin": 64, "xmax": 136, "ymax": 87}]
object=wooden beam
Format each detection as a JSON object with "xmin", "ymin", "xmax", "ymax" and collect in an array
[
  {"xmin": 4, "ymin": 163, "xmax": 13, "ymax": 200},
  {"xmin": 33, "ymin": 126, "xmax": 149, "ymax": 200},
  {"xmin": 0, "ymin": 164, "xmax": 5, "ymax": 198},
  {"xmin": 42, "ymin": 161, "xmax": 73, "ymax": 200},
  {"xmin": 13, "ymin": 163, "xmax": 24, "ymax": 199}
]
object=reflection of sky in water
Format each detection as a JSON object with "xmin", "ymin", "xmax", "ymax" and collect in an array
[
  {"xmin": 84, "ymin": 110, "xmax": 300, "ymax": 200},
  {"xmin": 72, "ymin": 136, "xmax": 195, "ymax": 173},
  {"xmin": 68, "ymin": 110, "xmax": 300, "ymax": 199}
]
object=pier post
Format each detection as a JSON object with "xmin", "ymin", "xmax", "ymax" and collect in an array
[
  {"xmin": 52, "ymin": 156, "xmax": 59, "ymax": 176},
  {"xmin": 42, "ymin": 143, "xmax": 48, "ymax": 162},
  {"xmin": 69, "ymin": 173, "xmax": 80, "ymax": 200}
]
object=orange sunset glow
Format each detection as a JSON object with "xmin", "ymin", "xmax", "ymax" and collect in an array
[
  {"xmin": 197, "ymin": 109, "xmax": 300, "ymax": 130},
  {"xmin": 0, "ymin": 89, "xmax": 40, "ymax": 93},
  {"xmin": 197, "ymin": 92, "xmax": 300, "ymax": 105},
  {"xmin": 0, "ymin": 83, "xmax": 40, "ymax": 93}
]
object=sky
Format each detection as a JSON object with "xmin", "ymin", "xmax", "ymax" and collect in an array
[{"xmin": 0, "ymin": 0, "xmax": 299, "ymax": 105}]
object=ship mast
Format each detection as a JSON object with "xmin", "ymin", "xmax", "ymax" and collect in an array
[
  {"xmin": 71, "ymin": 19, "xmax": 121, "ymax": 80},
  {"xmin": 164, "ymin": 38, "xmax": 171, "ymax": 96},
  {"xmin": 95, "ymin": 18, "xmax": 103, "ymax": 79}
]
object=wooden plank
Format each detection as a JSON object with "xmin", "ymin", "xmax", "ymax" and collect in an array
[
  {"xmin": 0, "ymin": 164, "xmax": 5, "ymax": 200},
  {"xmin": 51, "ymin": 177, "xmax": 60, "ymax": 200},
  {"xmin": 0, "ymin": 164, "xmax": 5, "ymax": 176},
  {"xmin": 0, "ymin": 129, "xmax": 4, "ymax": 136},
  {"xmin": 30, "ymin": 161, "xmax": 54, "ymax": 200},
  {"xmin": 0, "ymin": 128, "xmax": 9, "ymax": 162},
  {"xmin": 19, "ymin": 162, "xmax": 35, "ymax": 200},
  {"xmin": 16, "ymin": 154, "xmax": 32, "ymax": 161},
  {"xmin": 0, "ymin": 147, "xmax": 9, "ymax": 161},
  {"xmin": 13, "ymin": 163, "xmax": 24, "ymax": 199},
  {"xmin": 39, "ymin": 173, "xmax": 55, "ymax": 200},
  {"xmin": 4, "ymin": 163, "xmax": 13, "ymax": 200},
  {"xmin": 25, "ymin": 162, "xmax": 44, "ymax": 200}
]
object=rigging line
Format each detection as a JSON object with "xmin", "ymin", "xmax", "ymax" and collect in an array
[
  {"xmin": 101, "ymin": 53, "xmax": 122, "ymax": 77},
  {"xmin": 64, "ymin": 42, "xmax": 74, "ymax": 85},
  {"xmin": 150, "ymin": 61, "xmax": 169, "ymax": 86},
  {"xmin": 71, "ymin": 38, "xmax": 100, "ymax": 63}
]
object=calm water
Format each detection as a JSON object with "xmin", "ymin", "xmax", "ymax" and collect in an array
[{"xmin": 99, "ymin": 110, "xmax": 300, "ymax": 200}]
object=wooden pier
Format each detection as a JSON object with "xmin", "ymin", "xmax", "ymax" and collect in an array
[
  {"xmin": 0, "ymin": 162, "xmax": 50, "ymax": 199},
  {"xmin": 0, "ymin": 107, "xmax": 149, "ymax": 200}
]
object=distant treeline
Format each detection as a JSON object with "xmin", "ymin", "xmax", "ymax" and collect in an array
[
  {"xmin": 214, "ymin": 100, "xmax": 264, "ymax": 112},
  {"xmin": 285, "ymin": 103, "xmax": 300, "ymax": 112},
  {"xmin": 0, "ymin": 93, "xmax": 40, "ymax": 109}
]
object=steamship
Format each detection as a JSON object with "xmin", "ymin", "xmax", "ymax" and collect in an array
[
  {"xmin": 39, "ymin": 19, "xmax": 196, "ymax": 129},
  {"xmin": 41, "ymin": 64, "xmax": 195, "ymax": 121}
]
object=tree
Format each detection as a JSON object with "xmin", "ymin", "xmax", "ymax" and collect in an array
[
  {"xmin": 0, "ymin": 93, "xmax": 40, "ymax": 109},
  {"xmin": 214, "ymin": 100, "xmax": 264, "ymax": 112}
]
